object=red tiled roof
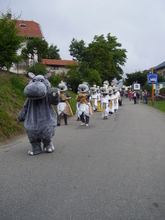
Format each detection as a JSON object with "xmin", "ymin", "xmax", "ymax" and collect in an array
[
  {"xmin": 15, "ymin": 20, "xmax": 43, "ymax": 38},
  {"xmin": 42, "ymin": 59, "xmax": 77, "ymax": 66}
]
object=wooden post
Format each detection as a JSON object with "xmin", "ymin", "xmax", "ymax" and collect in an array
[{"xmin": 151, "ymin": 68, "xmax": 154, "ymax": 105}]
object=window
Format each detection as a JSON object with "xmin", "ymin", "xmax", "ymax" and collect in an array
[
  {"xmin": 20, "ymin": 23, "xmax": 26, "ymax": 28},
  {"xmin": 51, "ymin": 66, "xmax": 59, "ymax": 70}
]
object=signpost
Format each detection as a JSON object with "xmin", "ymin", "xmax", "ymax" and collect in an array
[
  {"xmin": 133, "ymin": 83, "xmax": 140, "ymax": 90},
  {"xmin": 147, "ymin": 68, "xmax": 158, "ymax": 105},
  {"xmin": 155, "ymin": 88, "xmax": 160, "ymax": 108},
  {"xmin": 147, "ymin": 73, "xmax": 158, "ymax": 84},
  {"xmin": 156, "ymin": 84, "xmax": 160, "ymax": 89},
  {"xmin": 155, "ymin": 89, "xmax": 160, "ymax": 95}
]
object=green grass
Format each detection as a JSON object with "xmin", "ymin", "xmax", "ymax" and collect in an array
[
  {"xmin": 67, "ymin": 90, "xmax": 77, "ymax": 114},
  {"xmin": 147, "ymin": 100, "xmax": 165, "ymax": 113},
  {"xmin": 0, "ymin": 71, "xmax": 29, "ymax": 144},
  {"xmin": 0, "ymin": 70, "xmax": 77, "ymax": 145}
]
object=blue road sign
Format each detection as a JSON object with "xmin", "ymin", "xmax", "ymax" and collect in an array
[{"xmin": 147, "ymin": 73, "xmax": 158, "ymax": 84}]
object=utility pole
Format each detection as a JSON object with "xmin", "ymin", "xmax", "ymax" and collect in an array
[{"xmin": 151, "ymin": 67, "xmax": 154, "ymax": 106}]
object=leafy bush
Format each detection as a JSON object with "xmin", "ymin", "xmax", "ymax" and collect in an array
[
  {"xmin": 142, "ymin": 82, "xmax": 152, "ymax": 92},
  {"xmin": 49, "ymin": 73, "xmax": 61, "ymax": 87},
  {"xmin": 25, "ymin": 62, "xmax": 47, "ymax": 76}
]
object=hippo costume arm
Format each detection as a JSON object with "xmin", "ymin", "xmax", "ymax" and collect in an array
[{"xmin": 17, "ymin": 98, "xmax": 29, "ymax": 122}]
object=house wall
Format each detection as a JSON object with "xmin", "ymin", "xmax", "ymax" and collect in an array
[
  {"xmin": 10, "ymin": 40, "xmax": 38, "ymax": 74},
  {"xmin": 45, "ymin": 65, "xmax": 69, "ymax": 74},
  {"xmin": 156, "ymin": 68, "xmax": 165, "ymax": 77}
]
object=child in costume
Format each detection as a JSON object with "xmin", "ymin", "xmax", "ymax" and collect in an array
[
  {"xmin": 113, "ymin": 87, "xmax": 119, "ymax": 112},
  {"xmin": 76, "ymin": 83, "xmax": 92, "ymax": 127},
  {"xmin": 75, "ymin": 93, "xmax": 80, "ymax": 121},
  {"xmin": 57, "ymin": 82, "xmax": 73, "ymax": 126},
  {"xmin": 108, "ymin": 88, "xmax": 114, "ymax": 116},
  {"xmin": 90, "ymin": 86, "xmax": 98, "ymax": 112},
  {"xmin": 100, "ymin": 87, "xmax": 109, "ymax": 119},
  {"xmin": 96, "ymin": 86, "xmax": 101, "ymax": 112}
]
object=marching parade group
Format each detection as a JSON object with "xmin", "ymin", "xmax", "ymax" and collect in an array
[
  {"xmin": 18, "ymin": 74, "xmax": 121, "ymax": 155},
  {"xmin": 57, "ymin": 81, "xmax": 121, "ymax": 127}
]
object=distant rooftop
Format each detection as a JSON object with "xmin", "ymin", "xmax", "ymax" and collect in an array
[
  {"xmin": 153, "ymin": 61, "xmax": 165, "ymax": 70},
  {"xmin": 15, "ymin": 20, "xmax": 43, "ymax": 39},
  {"xmin": 42, "ymin": 59, "xmax": 77, "ymax": 66}
]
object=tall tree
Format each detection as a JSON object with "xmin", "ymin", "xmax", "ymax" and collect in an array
[
  {"xmin": 0, "ymin": 12, "xmax": 24, "ymax": 70},
  {"xmin": 69, "ymin": 33, "xmax": 127, "ymax": 84},
  {"xmin": 106, "ymin": 33, "xmax": 127, "ymax": 80},
  {"xmin": 87, "ymin": 35, "xmax": 114, "ymax": 82},
  {"xmin": 66, "ymin": 64, "xmax": 81, "ymax": 92},
  {"xmin": 125, "ymin": 71, "xmax": 148, "ymax": 86},
  {"xmin": 21, "ymin": 37, "xmax": 48, "ymax": 62},
  {"xmin": 47, "ymin": 44, "xmax": 61, "ymax": 59},
  {"xmin": 86, "ymin": 69, "xmax": 102, "ymax": 86},
  {"xmin": 69, "ymin": 38, "xmax": 86, "ymax": 62}
]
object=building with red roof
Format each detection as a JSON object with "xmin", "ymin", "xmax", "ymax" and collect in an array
[
  {"xmin": 15, "ymin": 20, "xmax": 43, "ymax": 39},
  {"xmin": 2, "ymin": 14, "xmax": 76, "ymax": 74},
  {"xmin": 42, "ymin": 59, "xmax": 77, "ymax": 74}
]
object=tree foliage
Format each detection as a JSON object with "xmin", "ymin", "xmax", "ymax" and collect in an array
[
  {"xmin": 66, "ymin": 64, "xmax": 81, "ymax": 92},
  {"xmin": 69, "ymin": 33, "xmax": 127, "ymax": 84},
  {"xmin": 69, "ymin": 38, "xmax": 86, "ymax": 62},
  {"xmin": 25, "ymin": 62, "xmax": 47, "ymax": 76},
  {"xmin": 46, "ymin": 44, "xmax": 61, "ymax": 59},
  {"xmin": 0, "ymin": 12, "xmax": 24, "ymax": 70},
  {"xmin": 21, "ymin": 39, "xmax": 61, "ymax": 62},
  {"xmin": 125, "ymin": 71, "xmax": 148, "ymax": 86},
  {"xmin": 86, "ymin": 69, "xmax": 102, "ymax": 86},
  {"xmin": 21, "ymin": 37, "xmax": 48, "ymax": 62},
  {"xmin": 125, "ymin": 70, "xmax": 164, "ymax": 87}
]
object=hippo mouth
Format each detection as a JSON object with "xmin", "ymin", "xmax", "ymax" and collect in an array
[
  {"xmin": 24, "ymin": 83, "xmax": 47, "ymax": 99},
  {"xmin": 27, "ymin": 93, "xmax": 46, "ymax": 99}
]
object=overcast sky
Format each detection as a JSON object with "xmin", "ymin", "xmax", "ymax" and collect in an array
[{"xmin": 1, "ymin": 0, "xmax": 165, "ymax": 74}]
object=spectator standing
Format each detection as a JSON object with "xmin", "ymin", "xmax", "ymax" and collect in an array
[
  {"xmin": 136, "ymin": 91, "xmax": 140, "ymax": 103},
  {"xmin": 144, "ymin": 90, "xmax": 148, "ymax": 104},
  {"xmin": 128, "ymin": 91, "xmax": 132, "ymax": 101},
  {"xmin": 141, "ymin": 90, "xmax": 144, "ymax": 103},
  {"xmin": 133, "ymin": 91, "xmax": 137, "ymax": 104}
]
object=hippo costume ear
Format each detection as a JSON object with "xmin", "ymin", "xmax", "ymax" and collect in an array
[
  {"xmin": 28, "ymin": 72, "xmax": 35, "ymax": 78},
  {"xmin": 45, "ymin": 73, "xmax": 52, "ymax": 79}
]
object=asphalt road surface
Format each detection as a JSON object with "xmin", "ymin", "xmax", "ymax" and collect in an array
[{"xmin": 0, "ymin": 98, "xmax": 165, "ymax": 220}]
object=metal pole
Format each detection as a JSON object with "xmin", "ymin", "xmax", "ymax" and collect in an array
[{"xmin": 151, "ymin": 68, "xmax": 154, "ymax": 106}]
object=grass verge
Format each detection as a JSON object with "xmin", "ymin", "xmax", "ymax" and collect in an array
[{"xmin": 147, "ymin": 100, "xmax": 165, "ymax": 113}]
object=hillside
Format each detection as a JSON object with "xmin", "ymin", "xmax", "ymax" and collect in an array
[{"xmin": 0, "ymin": 70, "xmax": 77, "ymax": 146}]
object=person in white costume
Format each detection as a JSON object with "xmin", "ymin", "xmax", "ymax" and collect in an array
[
  {"xmin": 57, "ymin": 82, "xmax": 73, "ymax": 126},
  {"xmin": 103, "ymin": 80, "xmax": 109, "ymax": 88},
  {"xmin": 76, "ymin": 83, "xmax": 92, "ymax": 127},
  {"xmin": 113, "ymin": 87, "xmax": 119, "ymax": 112},
  {"xmin": 75, "ymin": 92, "xmax": 80, "ymax": 120},
  {"xmin": 108, "ymin": 88, "xmax": 114, "ymax": 115},
  {"xmin": 96, "ymin": 86, "xmax": 101, "ymax": 112},
  {"xmin": 90, "ymin": 87, "xmax": 98, "ymax": 111},
  {"xmin": 100, "ymin": 87, "xmax": 109, "ymax": 119}
]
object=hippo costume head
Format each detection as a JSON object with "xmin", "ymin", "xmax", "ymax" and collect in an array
[
  {"xmin": 24, "ymin": 72, "xmax": 51, "ymax": 99},
  {"xmin": 18, "ymin": 72, "xmax": 59, "ymax": 156}
]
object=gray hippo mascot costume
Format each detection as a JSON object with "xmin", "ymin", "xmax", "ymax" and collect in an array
[{"xmin": 18, "ymin": 72, "xmax": 59, "ymax": 156}]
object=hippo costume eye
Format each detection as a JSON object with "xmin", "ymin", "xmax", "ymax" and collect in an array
[{"xmin": 32, "ymin": 79, "xmax": 36, "ymax": 82}]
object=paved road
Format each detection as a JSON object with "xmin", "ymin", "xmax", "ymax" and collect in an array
[{"xmin": 0, "ymin": 98, "xmax": 165, "ymax": 220}]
